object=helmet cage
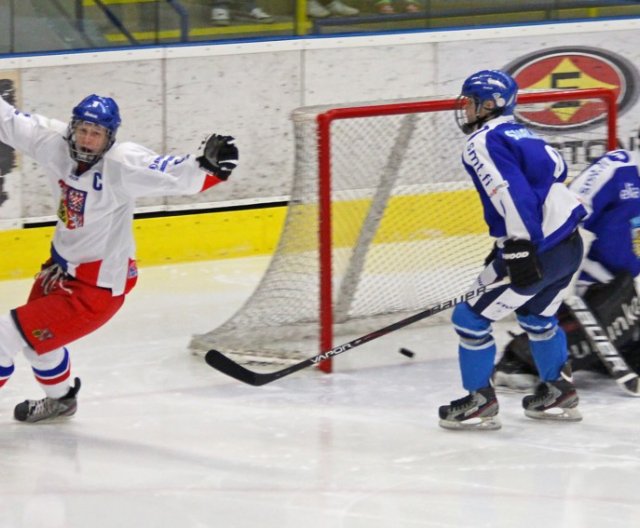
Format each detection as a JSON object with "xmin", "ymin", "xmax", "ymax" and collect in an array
[
  {"xmin": 454, "ymin": 95, "xmax": 482, "ymax": 135},
  {"xmin": 66, "ymin": 119, "xmax": 116, "ymax": 164}
]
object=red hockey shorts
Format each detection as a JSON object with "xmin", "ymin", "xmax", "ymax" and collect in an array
[{"xmin": 11, "ymin": 272, "xmax": 125, "ymax": 355}]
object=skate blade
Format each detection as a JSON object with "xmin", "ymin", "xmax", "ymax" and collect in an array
[
  {"xmin": 17, "ymin": 408, "xmax": 77, "ymax": 424},
  {"xmin": 524, "ymin": 407, "xmax": 582, "ymax": 422},
  {"xmin": 439, "ymin": 416, "xmax": 502, "ymax": 431}
]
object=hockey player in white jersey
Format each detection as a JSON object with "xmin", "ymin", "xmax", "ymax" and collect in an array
[
  {"xmin": 0, "ymin": 93, "xmax": 238, "ymax": 422},
  {"xmin": 494, "ymin": 148, "xmax": 640, "ymax": 389},
  {"xmin": 438, "ymin": 70, "xmax": 587, "ymax": 430}
]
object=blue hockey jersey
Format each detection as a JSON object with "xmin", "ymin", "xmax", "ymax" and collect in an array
[
  {"xmin": 569, "ymin": 149, "xmax": 640, "ymax": 280},
  {"xmin": 461, "ymin": 116, "xmax": 586, "ymax": 253}
]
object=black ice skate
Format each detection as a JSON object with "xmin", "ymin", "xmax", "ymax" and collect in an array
[
  {"xmin": 14, "ymin": 377, "xmax": 81, "ymax": 423},
  {"xmin": 522, "ymin": 365, "xmax": 581, "ymax": 422},
  {"xmin": 438, "ymin": 386, "xmax": 501, "ymax": 431},
  {"xmin": 493, "ymin": 349, "xmax": 538, "ymax": 392}
]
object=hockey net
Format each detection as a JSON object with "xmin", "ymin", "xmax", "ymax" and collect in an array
[{"xmin": 189, "ymin": 88, "xmax": 617, "ymax": 371}]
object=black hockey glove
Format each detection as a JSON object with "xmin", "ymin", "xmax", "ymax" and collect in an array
[
  {"xmin": 196, "ymin": 134, "xmax": 238, "ymax": 180},
  {"xmin": 502, "ymin": 239, "xmax": 542, "ymax": 288}
]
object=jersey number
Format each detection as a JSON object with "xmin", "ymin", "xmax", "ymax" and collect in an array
[{"xmin": 544, "ymin": 145, "xmax": 566, "ymax": 180}]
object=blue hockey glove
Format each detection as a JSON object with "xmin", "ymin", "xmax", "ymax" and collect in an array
[
  {"xmin": 502, "ymin": 239, "xmax": 542, "ymax": 288},
  {"xmin": 196, "ymin": 134, "xmax": 238, "ymax": 180}
]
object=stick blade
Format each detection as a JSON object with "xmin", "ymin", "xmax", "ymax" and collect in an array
[{"xmin": 204, "ymin": 350, "xmax": 266, "ymax": 386}]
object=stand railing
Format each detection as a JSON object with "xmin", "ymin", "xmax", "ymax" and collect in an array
[
  {"xmin": 72, "ymin": 0, "xmax": 190, "ymax": 47},
  {"xmin": 312, "ymin": 0, "xmax": 640, "ymax": 34}
]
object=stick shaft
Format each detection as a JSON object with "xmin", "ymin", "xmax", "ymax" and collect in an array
[{"xmin": 205, "ymin": 282, "xmax": 496, "ymax": 386}]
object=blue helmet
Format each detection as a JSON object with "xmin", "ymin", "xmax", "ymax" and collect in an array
[
  {"xmin": 72, "ymin": 94, "xmax": 121, "ymax": 132},
  {"xmin": 67, "ymin": 94, "xmax": 121, "ymax": 164},
  {"xmin": 456, "ymin": 70, "xmax": 518, "ymax": 134}
]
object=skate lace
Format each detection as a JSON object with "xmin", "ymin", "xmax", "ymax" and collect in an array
[
  {"xmin": 449, "ymin": 393, "xmax": 475, "ymax": 411},
  {"xmin": 28, "ymin": 397, "xmax": 58, "ymax": 418},
  {"xmin": 529, "ymin": 381, "xmax": 571, "ymax": 407},
  {"xmin": 530, "ymin": 382, "xmax": 550, "ymax": 401},
  {"xmin": 37, "ymin": 263, "xmax": 72, "ymax": 295}
]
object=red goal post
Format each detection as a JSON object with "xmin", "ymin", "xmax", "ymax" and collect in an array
[
  {"xmin": 189, "ymin": 88, "xmax": 617, "ymax": 375},
  {"xmin": 316, "ymin": 88, "xmax": 617, "ymax": 372}
]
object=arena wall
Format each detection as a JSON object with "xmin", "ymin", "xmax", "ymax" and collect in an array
[{"xmin": 0, "ymin": 19, "xmax": 639, "ymax": 279}]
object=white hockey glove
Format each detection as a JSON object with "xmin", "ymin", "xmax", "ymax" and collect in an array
[{"xmin": 196, "ymin": 134, "xmax": 238, "ymax": 180}]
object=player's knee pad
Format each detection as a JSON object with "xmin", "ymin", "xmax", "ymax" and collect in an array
[
  {"xmin": 452, "ymin": 302, "xmax": 492, "ymax": 346},
  {"xmin": 516, "ymin": 313, "xmax": 557, "ymax": 341}
]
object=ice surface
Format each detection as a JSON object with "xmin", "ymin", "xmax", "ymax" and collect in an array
[{"xmin": 0, "ymin": 257, "xmax": 639, "ymax": 528}]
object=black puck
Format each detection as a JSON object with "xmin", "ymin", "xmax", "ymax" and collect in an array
[{"xmin": 398, "ymin": 347, "xmax": 415, "ymax": 358}]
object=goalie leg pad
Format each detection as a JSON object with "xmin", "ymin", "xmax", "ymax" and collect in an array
[
  {"xmin": 621, "ymin": 341, "xmax": 640, "ymax": 373},
  {"xmin": 583, "ymin": 272, "xmax": 640, "ymax": 351},
  {"xmin": 557, "ymin": 302, "xmax": 603, "ymax": 371},
  {"xmin": 560, "ymin": 273, "xmax": 640, "ymax": 374},
  {"xmin": 497, "ymin": 279, "xmax": 640, "ymax": 384}
]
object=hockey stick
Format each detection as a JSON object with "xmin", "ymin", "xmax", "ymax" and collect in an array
[
  {"xmin": 205, "ymin": 281, "xmax": 502, "ymax": 386},
  {"xmin": 564, "ymin": 296, "xmax": 640, "ymax": 396}
]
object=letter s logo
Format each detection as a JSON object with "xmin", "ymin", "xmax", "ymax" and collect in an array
[{"xmin": 93, "ymin": 172, "xmax": 103, "ymax": 191}]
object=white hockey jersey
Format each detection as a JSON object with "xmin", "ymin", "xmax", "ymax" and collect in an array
[{"xmin": 0, "ymin": 97, "xmax": 222, "ymax": 295}]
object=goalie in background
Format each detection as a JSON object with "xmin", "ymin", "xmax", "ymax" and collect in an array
[
  {"xmin": 0, "ymin": 93, "xmax": 238, "ymax": 423},
  {"xmin": 494, "ymin": 148, "xmax": 640, "ymax": 391},
  {"xmin": 438, "ymin": 69, "xmax": 587, "ymax": 431}
]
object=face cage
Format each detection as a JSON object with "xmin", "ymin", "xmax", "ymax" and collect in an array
[
  {"xmin": 454, "ymin": 95, "xmax": 478, "ymax": 135},
  {"xmin": 454, "ymin": 95, "xmax": 508, "ymax": 135},
  {"xmin": 66, "ymin": 119, "xmax": 115, "ymax": 164}
]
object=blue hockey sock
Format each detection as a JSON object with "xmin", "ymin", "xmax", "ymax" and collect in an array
[
  {"xmin": 529, "ymin": 328, "xmax": 568, "ymax": 381},
  {"xmin": 459, "ymin": 339, "xmax": 496, "ymax": 392}
]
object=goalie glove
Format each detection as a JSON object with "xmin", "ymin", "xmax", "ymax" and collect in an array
[
  {"xmin": 502, "ymin": 239, "xmax": 542, "ymax": 288},
  {"xmin": 196, "ymin": 134, "xmax": 238, "ymax": 180}
]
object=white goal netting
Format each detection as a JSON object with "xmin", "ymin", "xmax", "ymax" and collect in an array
[{"xmin": 189, "ymin": 90, "xmax": 616, "ymax": 369}]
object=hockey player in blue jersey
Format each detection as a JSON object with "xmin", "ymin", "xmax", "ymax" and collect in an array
[
  {"xmin": 438, "ymin": 70, "xmax": 587, "ymax": 430},
  {"xmin": 494, "ymin": 148, "xmax": 640, "ymax": 390},
  {"xmin": 572, "ymin": 149, "xmax": 640, "ymax": 290}
]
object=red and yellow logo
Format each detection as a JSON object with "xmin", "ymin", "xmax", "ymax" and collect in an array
[{"xmin": 505, "ymin": 48, "xmax": 638, "ymax": 131}]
